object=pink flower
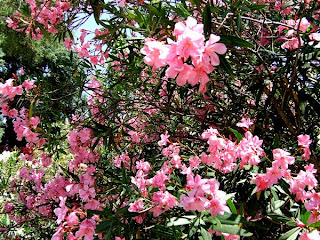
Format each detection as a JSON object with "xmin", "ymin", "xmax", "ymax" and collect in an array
[
  {"xmin": 272, "ymin": 149, "xmax": 295, "ymax": 169},
  {"xmin": 140, "ymin": 39, "xmax": 169, "ymax": 71},
  {"xmin": 300, "ymin": 230, "xmax": 320, "ymax": 240},
  {"xmin": 298, "ymin": 135, "xmax": 312, "ymax": 147},
  {"xmin": 53, "ymin": 197, "xmax": 68, "ymax": 224},
  {"xmin": 51, "ymin": 226, "xmax": 64, "ymax": 240},
  {"xmin": 128, "ymin": 199, "xmax": 144, "ymax": 212},
  {"xmin": 64, "ymin": 38, "xmax": 73, "ymax": 50},
  {"xmin": 158, "ymin": 131, "xmax": 170, "ymax": 146},
  {"xmin": 79, "ymin": 185, "xmax": 96, "ymax": 201},
  {"xmin": 115, "ymin": 237, "xmax": 125, "ymax": 240},
  {"xmin": 22, "ymin": 80, "xmax": 35, "ymax": 91},
  {"xmin": 204, "ymin": 34, "xmax": 227, "ymax": 66},
  {"xmin": 75, "ymin": 219, "xmax": 96, "ymax": 240},
  {"xmin": 295, "ymin": 17, "xmax": 310, "ymax": 33},
  {"xmin": 66, "ymin": 212, "xmax": 79, "ymax": 226},
  {"xmin": 236, "ymin": 117, "xmax": 253, "ymax": 129}
]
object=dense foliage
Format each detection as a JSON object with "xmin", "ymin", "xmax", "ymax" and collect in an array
[{"xmin": 0, "ymin": 0, "xmax": 320, "ymax": 240}]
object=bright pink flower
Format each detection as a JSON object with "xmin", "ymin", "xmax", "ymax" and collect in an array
[
  {"xmin": 75, "ymin": 219, "xmax": 96, "ymax": 240},
  {"xmin": 128, "ymin": 199, "xmax": 144, "ymax": 212},
  {"xmin": 252, "ymin": 173, "xmax": 271, "ymax": 192},
  {"xmin": 115, "ymin": 237, "xmax": 125, "ymax": 240},
  {"xmin": 64, "ymin": 38, "xmax": 73, "ymax": 50},
  {"xmin": 79, "ymin": 185, "xmax": 96, "ymax": 201},
  {"xmin": 22, "ymin": 80, "xmax": 35, "ymax": 91},
  {"xmin": 66, "ymin": 212, "xmax": 79, "ymax": 226},
  {"xmin": 272, "ymin": 149, "xmax": 295, "ymax": 169},
  {"xmin": 51, "ymin": 226, "xmax": 64, "ymax": 240},
  {"xmin": 209, "ymin": 195, "xmax": 229, "ymax": 217}
]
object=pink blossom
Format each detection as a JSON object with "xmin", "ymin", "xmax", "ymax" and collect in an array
[
  {"xmin": 128, "ymin": 199, "xmax": 144, "ymax": 212},
  {"xmin": 75, "ymin": 219, "xmax": 96, "ymax": 240},
  {"xmin": 236, "ymin": 117, "xmax": 253, "ymax": 129},
  {"xmin": 295, "ymin": 17, "xmax": 311, "ymax": 33},
  {"xmin": 140, "ymin": 39, "xmax": 169, "ymax": 71},
  {"xmin": 204, "ymin": 34, "xmax": 227, "ymax": 66},
  {"xmin": 158, "ymin": 131, "xmax": 170, "ymax": 146},
  {"xmin": 300, "ymin": 230, "xmax": 320, "ymax": 240},
  {"xmin": 51, "ymin": 226, "xmax": 64, "ymax": 240},
  {"xmin": 298, "ymin": 134, "xmax": 312, "ymax": 147},
  {"xmin": 66, "ymin": 212, "xmax": 79, "ymax": 226},
  {"xmin": 79, "ymin": 185, "xmax": 96, "ymax": 201},
  {"xmin": 64, "ymin": 38, "xmax": 73, "ymax": 50},
  {"xmin": 53, "ymin": 197, "xmax": 68, "ymax": 224}
]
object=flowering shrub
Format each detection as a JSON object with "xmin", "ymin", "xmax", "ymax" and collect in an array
[{"xmin": 1, "ymin": 0, "xmax": 320, "ymax": 240}]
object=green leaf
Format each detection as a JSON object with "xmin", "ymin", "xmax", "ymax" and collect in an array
[
  {"xmin": 176, "ymin": 4, "xmax": 190, "ymax": 17},
  {"xmin": 230, "ymin": 128, "xmax": 243, "ymax": 142},
  {"xmin": 227, "ymin": 199, "xmax": 237, "ymax": 214},
  {"xmin": 210, "ymin": 224, "xmax": 253, "ymax": 237},
  {"xmin": 273, "ymin": 134, "xmax": 280, "ymax": 149},
  {"xmin": 204, "ymin": 216, "xmax": 222, "ymax": 228},
  {"xmin": 268, "ymin": 214, "xmax": 297, "ymax": 227},
  {"xmin": 282, "ymin": 1, "xmax": 295, "ymax": 10},
  {"xmin": 167, "ymin": 216, "xmax": 195, "ymax": 226},
  {"xmin": 203, "ymin": 3, "xmax": 211, "ymax": 37},
  {"xmin": 301, "ymin": 207, "xmax": 311, "ymax": 224},
  {"xmin": 247, "ymin": 4, "xmax": 268, "ymax": 10},
  {"xmin": 236, "ymin": 13, "xmax": 242, "ymax": 32},
  {"xmin": 149, "ymin": 5, "xmax": 160, "ymax": 16},
  {"xmin": 220, "ymin": 35, "xmax": 254, "ymax": 48},
  {"xmin": 219, "ymin": 55, "xmax": 234, "ymax": 76},
  {"xmin": 200, "ymin": 227, "xmax": 211, "ymax": 240},
  {"xmin": 278, "ymin": 227, "xmax": 301, "ymax": 240}
]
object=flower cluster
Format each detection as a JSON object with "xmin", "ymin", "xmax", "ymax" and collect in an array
[
  {"xmin": 7, "ymin": 0, "xmax": 71, "ymax": 40},
  {"xmin": 141, "ymin": 17, "xmax": 227, "ymax": 92}
]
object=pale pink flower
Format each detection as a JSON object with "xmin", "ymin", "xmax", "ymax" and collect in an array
[
  {"xmin": 51, "ymin": 226, "xmax": 64, "ymax": 240},
  {"xmin": 158, "ymin": 131, "xmax": 170, "ymax": 146},
  {"xmin": 300, "ymin": 230, "xmax": 320, "ymax": 240},
  {"xmin": 204, "ymin": 34, "xmax": 227, "ymax": 66},
  {"xmin": 140, "ymin": 39, "xmax": 169, "ymax": 71},
  {"xmin": 236, "ymin": 117, "xmax": 253, "ymax": 129},
  {"xmin": 295, "ymin": 17, "xmax": 311, "ymax": 33},
  {"xmin": 53, "ymin": 197, "xmax": 68, "ymax": 224}
]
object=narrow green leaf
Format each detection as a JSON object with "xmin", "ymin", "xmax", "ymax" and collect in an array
[
  {"xmin": 236, "ymin": 13, "xmax": 241, "ymax": 32},
  {"xmin": 149, "ymin": 5, "xmax": 160, "ymax": 16},
  {"xmin": 211, "ymin": 224, "xmax": 253, "ymax": 237},
  {"xmin": 219, "ymin": 55, "xmax": 234, "ymax": 76},
  {"xmin": 230, "ymin": 128, "xmax": 243, "ymax": 142},
  {"xmin": 220, "ymin": 35, "xmax": 254, "ymax": 48},
  {"xmin": 167, "ymin": 216, "xmax": 195, "ymax": 226},
  {"xmin": 200, "ymin": 227, "xmax": 211, "ymax": 240},
  {"xmin": 301, "ymin": 207, "xmax": 311, "ymax": 224},
  {"xmin": 247, "ymin": 4, "xmax": 268, "ymax": 10},
  {"xmin": 282, "ymin": 1, "xmax": 295, "ymax": 10},
  {"xmin": 227, "ymin": 199, "xmax": 237, "ymax": 214},
  {"xmin": 177, "ymin": 4, "xmax": 190, "ymax": 17},
  {"xmin": 279, "ymin": 227, "xmax": 301, "ymax": 240}
]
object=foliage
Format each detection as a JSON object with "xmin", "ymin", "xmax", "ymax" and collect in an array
[{"xmin": 0, "ymin": 0, "xmax": 320, "ymax": 240}]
